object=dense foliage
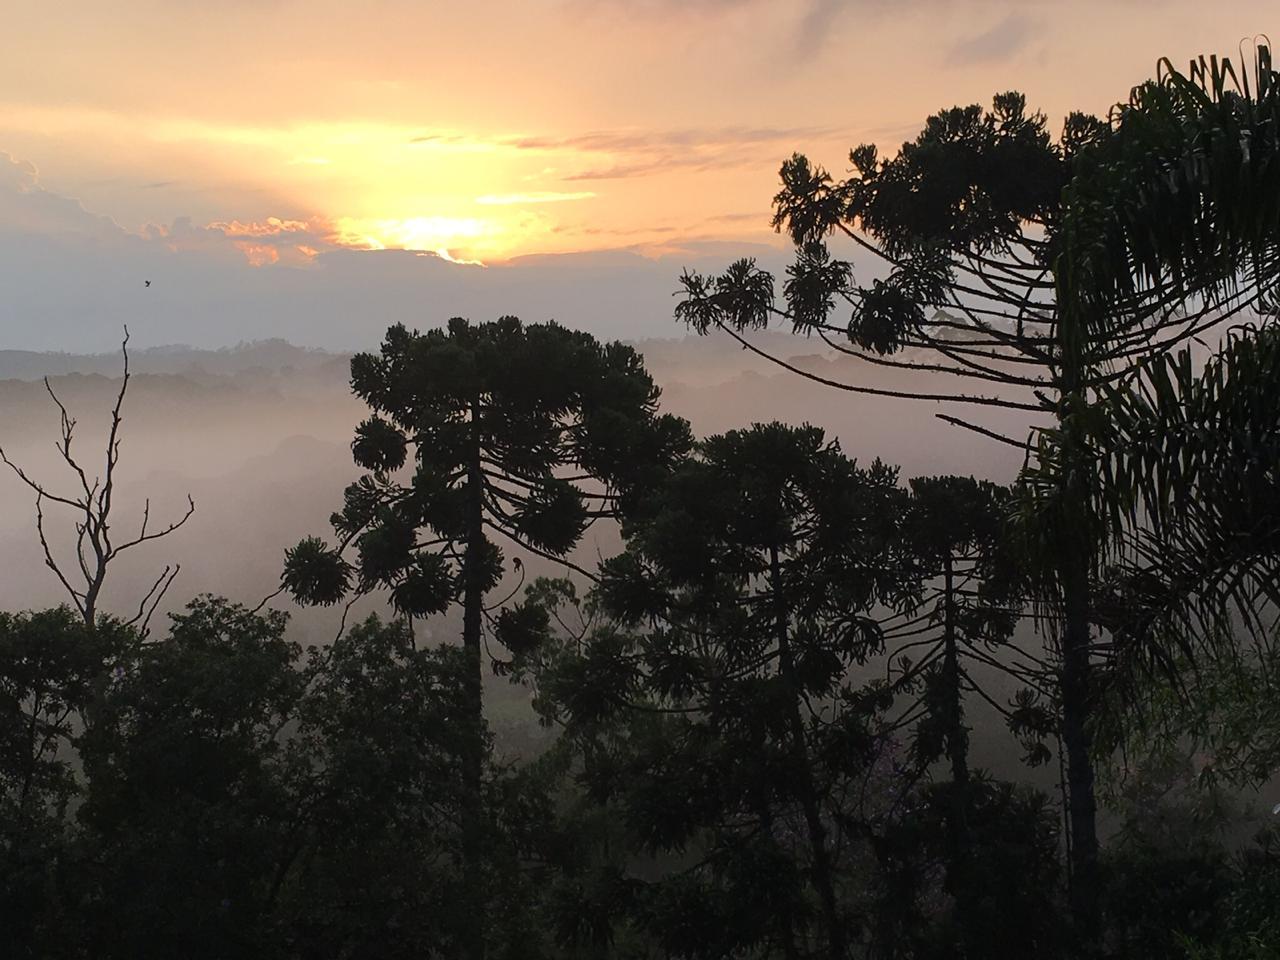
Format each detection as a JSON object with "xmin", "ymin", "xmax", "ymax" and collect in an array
[{"xmin": 6, "ymin": 41, "xmax": 1280, "ymax": 960}]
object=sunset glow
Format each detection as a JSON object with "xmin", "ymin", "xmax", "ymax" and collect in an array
[{"xmin": 2, "ymin": 1, "xmax": 1276, "ymax": 269}]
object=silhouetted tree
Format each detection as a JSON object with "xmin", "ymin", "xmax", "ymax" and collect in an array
[
  {"xmin": 671, "ymin": 72, "xmax": 1272, "ymax": 936},
  {"xmin": 533, "ymin": 423, "xmax": 916, "ymax": 959},
  {"xmin": 0, "ymin": 608, "xmax": 129, "ymax": 957},
  {"xmin": 868, "ymin": 777, "xmax": 1065, "ymax": 959},
  {"xmin": 1031, "ymin": 325, "xmax": 1280, "ymax": 693},
  {"xmin": 74, "ymin": 597, "xmax": 304, "ymax": 960},
  {"xmin": 52, "ymin": 598, "xmax": 534, "ymax": 960},
  {"xmin": 0, "ymin": 328, "xmax": 194, "ymax": 633},
  {"xmin": 282, "ymin": 316, "xmax": 689, "ymax": 960},
  {"xmin": 282, "ymin": 615, "xmax": 504, "ymax": 959},
  {"xmin": 1020, "ymin": 45, "xmax": 1280, "ymax": 873},
  {"xmin": 893, "ymin": 476, "xmax": 1051, "ymax": 956}
]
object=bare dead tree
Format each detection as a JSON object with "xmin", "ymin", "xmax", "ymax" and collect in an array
[{"xmin": 0, "ymin": 327, "xmax": 195, "ymax": 635}]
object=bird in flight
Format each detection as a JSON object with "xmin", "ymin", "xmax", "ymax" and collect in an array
[{"xmin": 144, "ymin": 280, "xmax": 151, "ymax": 287}]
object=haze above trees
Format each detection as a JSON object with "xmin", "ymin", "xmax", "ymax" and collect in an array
[{"xmin": 5, "ymin": 41, "xmax": 1280, "ymax": 960}]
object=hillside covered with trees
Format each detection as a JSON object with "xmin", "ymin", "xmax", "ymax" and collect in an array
[{"xmin": 5, "ymin": 43, "xmax": 1280, "ymax": 960}]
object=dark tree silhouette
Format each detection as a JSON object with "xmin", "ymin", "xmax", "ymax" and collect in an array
[
  {"xmin": 65, "ymin": 597, "xmax": 538, "ymax": 960},
  {"xmin": 1028, "ymin": 45, "xmax": 1280, "ymax": 671},
  {"xmin": 75, "ymin": 598, "xmax": 305, "ymax": 960},
  {"xmin": 893, "ymin": 475, "xmax": 1049, "ymax": 954},
  {"xmin": 0, "ymin": 328, "xmax": 194, "ymax": 633},
  {"xmin": 282, "ymin": 316, "xmax": 689, "ymax": 960},
  {"xmin": 538, "ymin": 423, "xmax": 915, "ymax": 959},
  {"xmin": 0, "ymin": 608, "xmax": 132, "ymax": 952},
  {"xmin": 1048, "ymin": 324, "xmax": 1280, "ymax": 730},
  {"xmin": 670, "ymin": 76, "xmax": 1274, "ymax": 937}
]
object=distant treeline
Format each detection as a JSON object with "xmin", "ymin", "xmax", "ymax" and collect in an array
[{"xmin": 7, "ymin": 43, "xmax": 1280, "ymax": 960}]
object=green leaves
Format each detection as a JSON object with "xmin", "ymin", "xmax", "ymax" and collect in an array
[
  {"xmin": 674, "ymin": 259, "xmax": 775, "ymax": 334},
  {"xmin": 282, "ymin": 536, "xmax": 352, "ymax": 607},
  {"xmin": 285, "ymin": 316, "xmax": 690, "ymax": 671},
  {"xmin": 783, "ymin": 241, "xmax": 852, "ymax": 334},
  {"xmin": 390, "ymin": 553, "xmax": 455, "ymax": 617},
  {"xmin": 512, "ymin": 479, "xmax": 587, "ymax": 555},
  {"xmin": 1058, "ymin": 44, "xmax": 1280, "ymax": 320},
  {"xmin": 493, "ymin": 602, "xmax": 552, "ymax": 660},
  {"xmin": 351, "ymin": 416, "xmax": 407, "ymax": 472}
]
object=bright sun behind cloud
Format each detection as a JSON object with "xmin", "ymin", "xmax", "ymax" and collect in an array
[{"xmin": 334, "ymin": 215, "xmax": 497, "ymax": 261}]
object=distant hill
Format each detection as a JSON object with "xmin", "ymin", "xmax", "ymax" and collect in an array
[
  {"xmin": 0, "ymin": 338, "xmax": 346, "ymax": 380},
  {"xmin": 0, "ymin": 331, "xmax": 837, "ymax": 382}
]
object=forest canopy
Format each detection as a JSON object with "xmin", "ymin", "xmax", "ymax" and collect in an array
[{"xmin": 4, "ymin": 42, "xmax": 1280, "ymax": 960}]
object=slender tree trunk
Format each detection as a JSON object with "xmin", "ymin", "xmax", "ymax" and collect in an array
[
  {"xmin": 758, "ymin": 802, "xmax": 801, "ymax": 960},
  {"xmin": 1056, "ymin": 326, "xmax": 1101, "ymax": 947},
  {"xmin": 18, "ymin": 692, "xmax": 41, "ymax": 816},
  {"xmin": 1060, "ymin": 535, "xmax": 1099, "ymax": 944},
  {"xmin": 942, "ymin": 557, "xmax": 969, "ymax": 793},
  {"xmin": 770, "ymin": 545, "xmax": 846, "ymax": 960},
  {"xmin": 942, "ymin": 555, "xmax": 975, "ymax": 955},
  {"xmin": 460, "ymin": 428, "xmax": 487, "ymax": 960}
]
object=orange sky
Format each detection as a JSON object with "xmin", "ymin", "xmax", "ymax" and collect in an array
[{"xmin": 1, "ymin": 2, "xmax": 1275, "ymax": 263}]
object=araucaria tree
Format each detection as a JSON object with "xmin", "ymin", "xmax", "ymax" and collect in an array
[
  {"xmin": 672, "ymin": 82, "xmax": 1272, "ymax": 938},
  {"xmin": 282, "ymin": 316, "xmax": 689, "ymax": 960},
  {"xmin": 895, "ymin": 475, "xmax": 1047, "ymax": 953},
  {"xmin": 547, "ymin": 423, "xmax": 915, "ymax": 959}
]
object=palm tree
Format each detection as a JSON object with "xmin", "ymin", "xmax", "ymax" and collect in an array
[
  {"xmin": 672, "ymin": 44, "xmax": 1280, "ymax": 939},
  {"xmin": 1025, "ymin": 41, "xmax": 1280, "ymax": 698}
]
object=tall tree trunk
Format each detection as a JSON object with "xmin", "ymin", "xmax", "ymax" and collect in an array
[
  {"xmin": 770, "ymin": 545, "xmax": 846, "ymax": 960},
  {"xmin": 758, "ymin": 801, "xmax": 802, "ymax": 960},
  {"xmin": 18, "ymin": 692, "xmax": 41, "ymax": 816},
  {"xmin": 1060, "ymin": 534, "xmax": 1099, "ymax": 945},
  {"xmin": 1056, "ymin": 321, "xmax": 1101, "ymax": 946},
  {"xmin": 942, "ymin": 556, "xmax": 970, "ymax": 793},
  {"xmin": 941, "ymin": 555, "xmax": 979, "ymax": 956},
  {"xmin": 460, "ymin": 431, "xmax": 488, "ymax": 960}
]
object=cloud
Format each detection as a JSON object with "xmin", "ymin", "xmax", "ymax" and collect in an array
[
  {"xmin": 0, "ymin": 152, "xmax": 129, "ymax": 242},
  {"xmin": 509, "ymin": 125, "xmax": 835, "ymax": 153},
  {"xmin": 945, "ymin": 14, "xmax": 1036, "ymax": 66},
  {"xmin": 474, "ymin": 191, "xmax": 596, "ymax": 205},
  {"xmin": 0, "ymin": 150, "xmax": 808, "ymax": 353},
  {"xmin": 507, "ymin": 124, "xmax": 841, "ymax": 182},
  {"xmin": 144, "ymin": 214, "xmax": 341, "ymax": 267},
  {"xmin": 707, "ymin": 211, "xmax": 769, "ymax": 224},
  {"xmin": 569, "ymin": 0, "xmax": 923, "ymax": 62},
  {"xmin": 793, "ymin": 0, "xmax": 844, "ymax": 60}
]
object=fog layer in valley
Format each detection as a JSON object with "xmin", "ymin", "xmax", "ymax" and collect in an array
[{"xmin": 0, "ymin": 331, "xmax": 1040, "ymax": 762}]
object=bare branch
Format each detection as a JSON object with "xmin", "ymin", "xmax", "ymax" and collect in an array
[
  {"xmin": 0, "ymin": 326, "xmax": 194, "ymax": 627},
  {"xmin": 111, "ymin": 495, "xmax": 196, "ymax": 556},
  {"xmin": 34, "ymin": 495, "xmax": 87, "ymax": 618},
  {"xmin": 715, "ymin": 322, "xmax": 1044, "ymax": 411},
  {"xmin": 934, "ymin": 414, "xmax": 1034, "ymax": 451}
]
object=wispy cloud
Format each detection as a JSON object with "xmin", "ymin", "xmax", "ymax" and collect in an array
[
  {"xmin": 946, "ymin": 14, "xmax": 1036, "ymax": 66},
  {"xmin": 475, "ymin": 191, "xmax": 596, "ymax": 205},
  {"xmin": 509, "ymin": 125, "xmax": 835, "ymax": 153},
  {"xmin": 507, "ymin": 124, "xmax": 842, "ymax": 182},
  {"xmin": 793, "ymin": 0, "xmax": 844, "ymax": 61}
]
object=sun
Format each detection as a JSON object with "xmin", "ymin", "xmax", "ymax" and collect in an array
[{"xmin": 335, "ymin": 215, "xmax": 500, "ymax": 262}]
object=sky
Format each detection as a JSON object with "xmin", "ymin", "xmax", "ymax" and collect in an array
[{"xmin": 0, "ymin": 1, "xmax": 1275, "ymax": 350}]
